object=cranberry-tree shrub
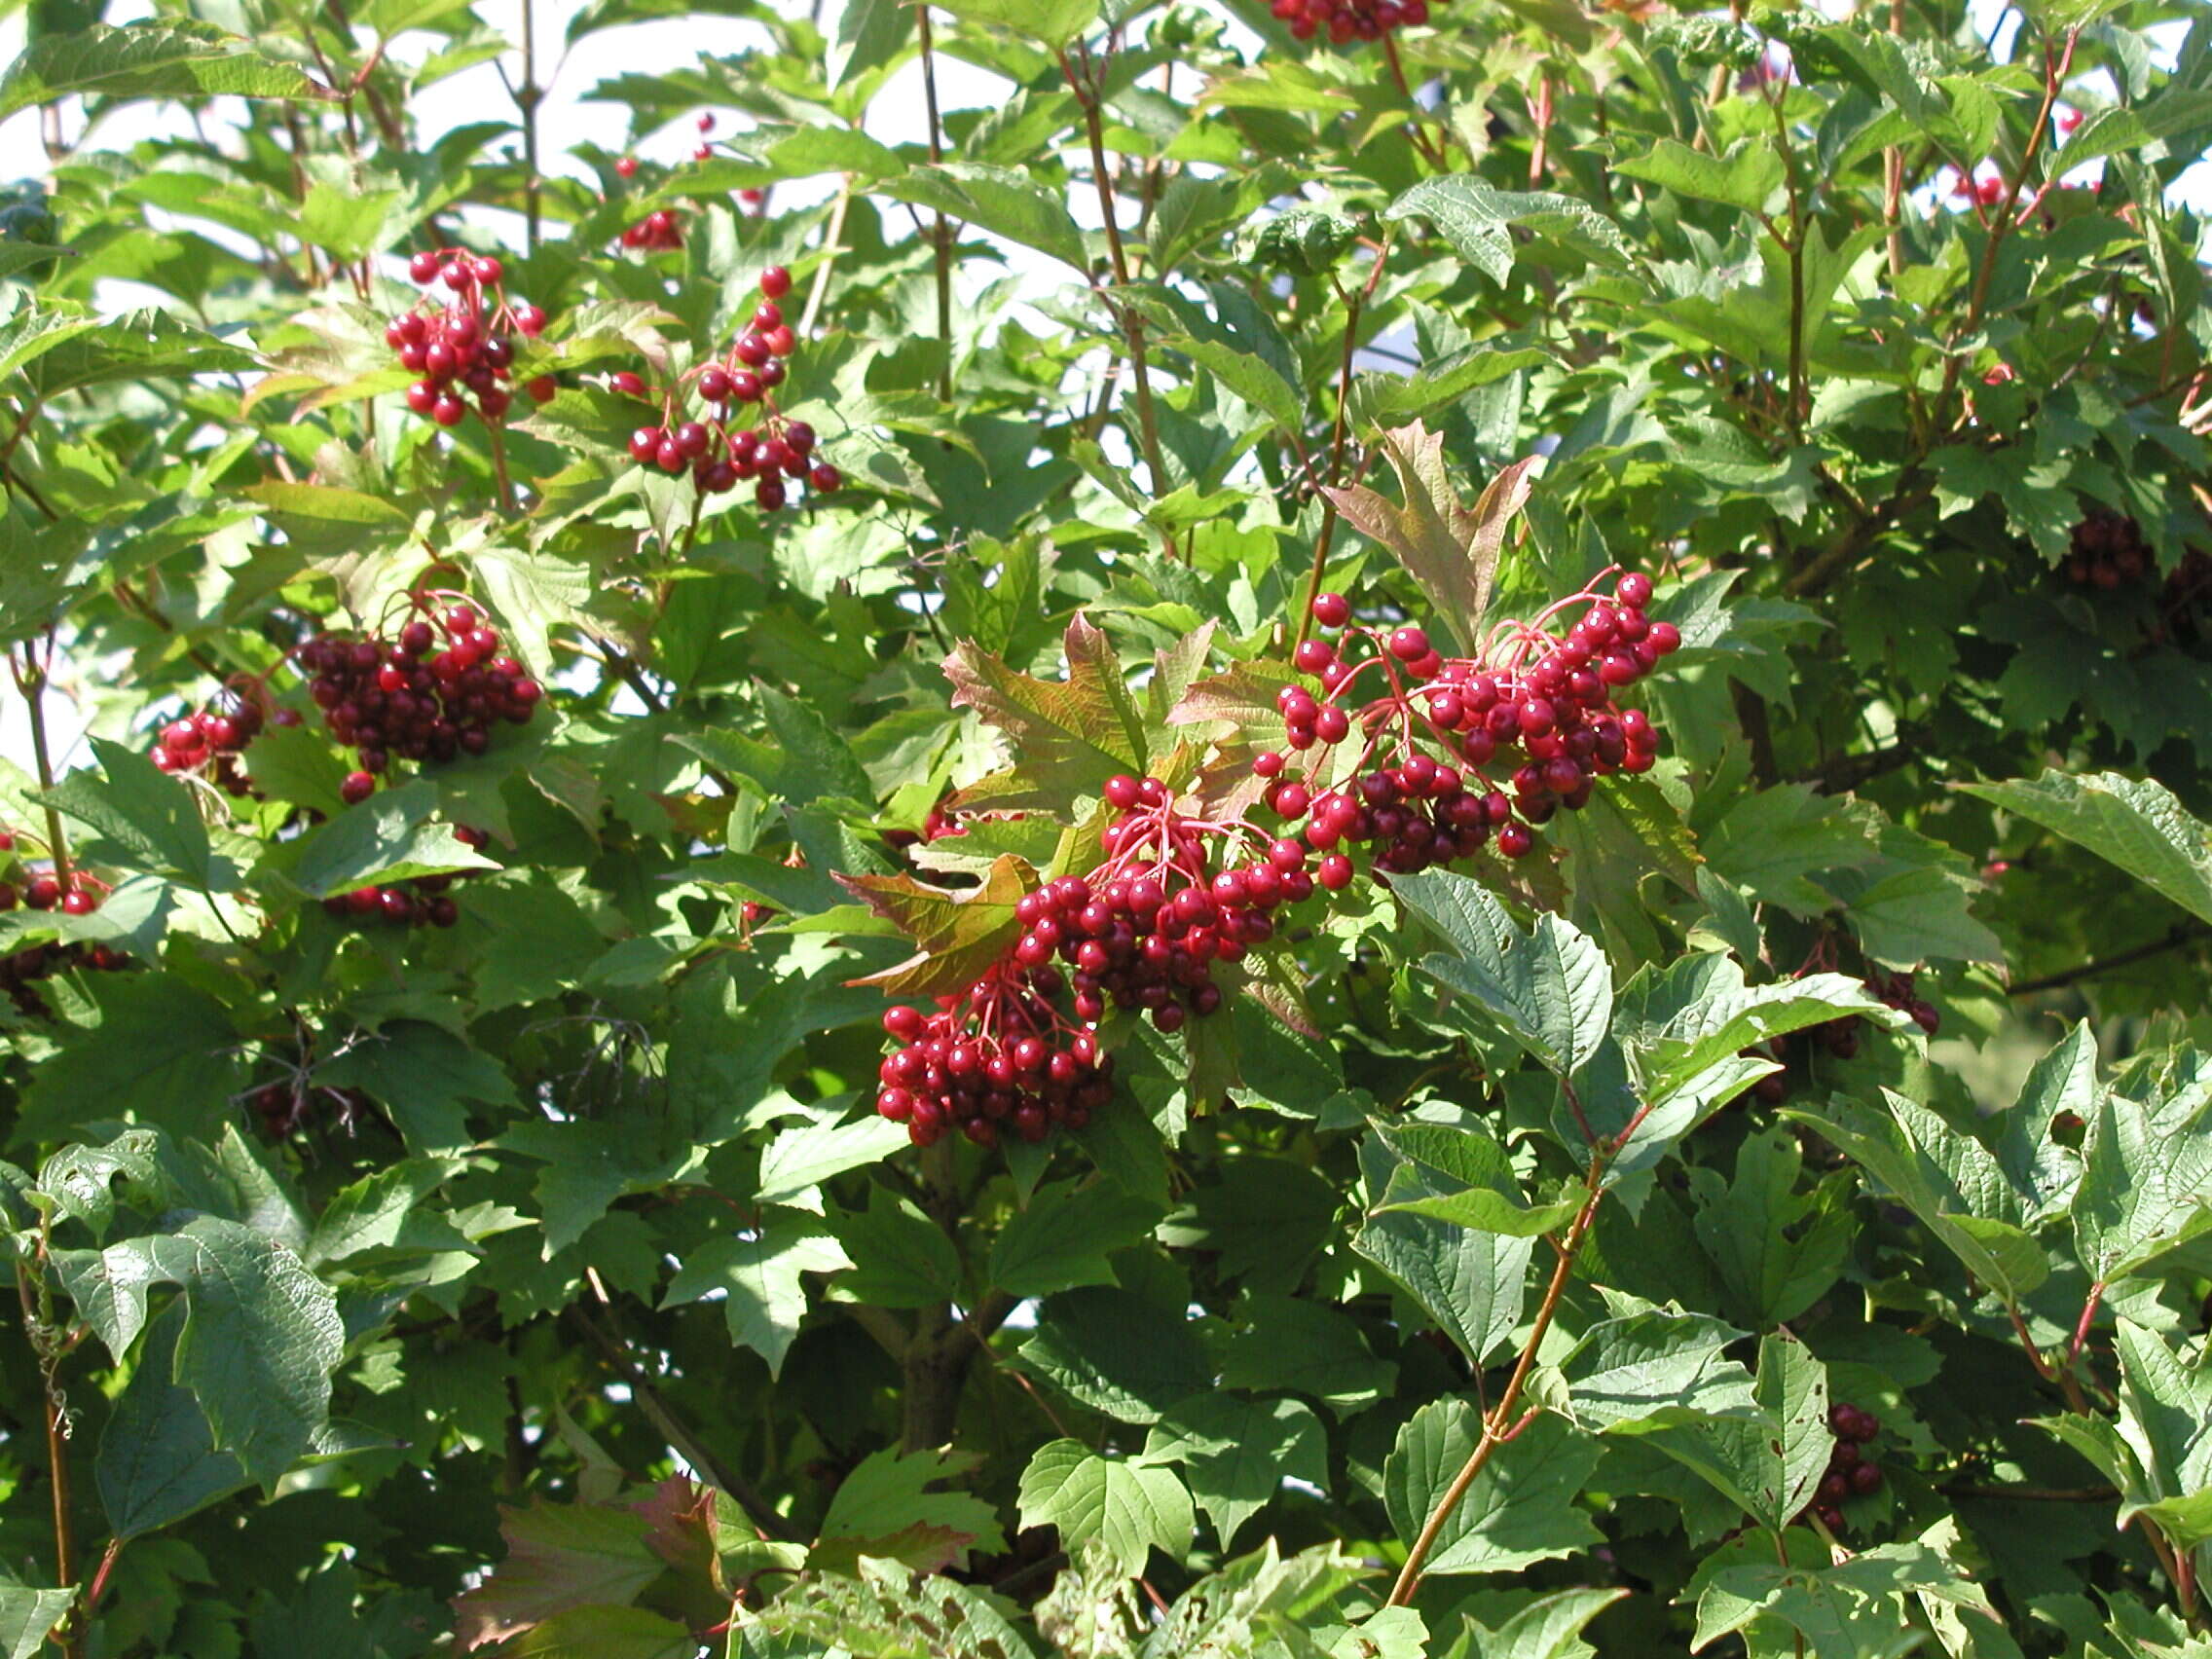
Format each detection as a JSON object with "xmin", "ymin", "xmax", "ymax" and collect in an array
[{"xmin": 0, "ymin": 0, "xmax": 2208, "ymax": 1651}]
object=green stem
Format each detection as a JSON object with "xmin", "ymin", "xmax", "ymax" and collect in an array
[
  {"xmin": 917, "ymin": 5, "xmax": 953, "ymax": 405},
  {"xmin": 12, "ymin": 642, "xmax": 71, "ymax": 887}
]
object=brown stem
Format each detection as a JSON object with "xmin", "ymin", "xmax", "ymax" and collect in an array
[
  {"xmin": 917, "ymin": 5, "xmax": 954, "ymax": 405},
  {"xmin": 1939, "ymin": 28, "xmax": 2078, "ymax": 421},
  {"xmin": 11, "ymin": 642, "xmax": 72, "ymax": 887},
  {"xmin": 1387, "ymin": 1176, "xmax": 1604, "ymax": 1606},
  {"xmin": 516, "ymin": 0, "xmax": 540, "ymax": 256},
  {"xmin": 1061, "ymin": 46, "xmax": 1172, "ymax": 536},
  {"xmin": 488, "ymin": 422, "xmax": 517, "ymax": 514},
  {"xmin": 2007, "ymin": 924, "xmax": 2207, "ymax": 997},
  {"xmin": 17, "ymin": 1260, "xmax": 76, "ymax": 1653},
  {"xmin": 568, "ymin": 1302, "xmax": 797, "ymax": 1540}
]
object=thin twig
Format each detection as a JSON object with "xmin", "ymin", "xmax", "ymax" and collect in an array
[{"xmin": 2008, "ymin": 924, "xmax": 2208, "ymax": 996}]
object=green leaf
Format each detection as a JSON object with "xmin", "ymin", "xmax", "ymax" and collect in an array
[
  {"xmin": 1553, "ymin": 1308, "xmax": 1758, "ymax": 1432},
  {"xmin": 829, "ymin": 0, "xmax": 914, "ymax": 87},
  {"xmin": 95, "ymin": 1304, "xmax": 250, "ymax": 1537},
  {"xmin": 812, "ymin": 1446, "xmax": 1007, "ymax": 1574},
  {"xmin": 18, "ymin": 976, "xmax": 246, "ymax": 1146},
  {"xmin": 1143, "ymin": 1395, "xmax": 1328, "ymax": 1549},
  {"xmin": 1960, "ymin": 770, "xmax": 2212, "ymax": 927},
  {"xmin": 677, "ymin": 687, "xmax": 875, "ymax": 810},
  {"xmin": 1015, "ymin": 1287, "xmax": 1212, "ymax": 1424},
  {"xmin": 1217, "ymin": 1295, "xmax": 1396, "ymax": 1411},
  {"xmin": 1644, "ymin": 1335, "xmax": 1831, "ymax": 1532},
  {"xmin": 988, "ymin": 1180, "xmax": 1161, "ymax": 1298},
  {"xmin": 934, "ymin": 0, "xmax": 1098, "ymax": 49},
  {"xmin": 506, "ymin": 1606, "xmax": 697, "ymax": 1659},
  {"xmin": 304, "ymin": 1159, "xmax": 465, "ymax": 1267},
  {"xmin": 40, "ymin": 738, "xmax": 217, "ymax": 887},
  {"xmin": 1386, "ymin": 178, "xmax": 1633, "ymax": 285},
  {"xmin": 944, "ymin": 614, "xmax": 1148, "ymax": 812},
  {"xmin": 0, "ymin": 20, "xmax": 325, "ymax": 124},
  {"xmin": 754, "ymin": 1106, "xmax": 911, "ymax": 1211},
  {"xmin": 828, "ymin": 1189, "xmax": 965, "ymax": 1310},
  {"xmin": 283, "ymin": 780, "xmax": 500, "ymax": 899},
  {"xmin": 451, "ymin": 1495, "xmax": 661, "ymax": 1649},
  {"xmin": 1613, "ymin": 137, "xmax": 1787, "ymax": 214},
  {"xmin": 2071, "ymin": 1088, "xmax": 2212, "ymax": 1283},
  {"xmin": 658, "ymin": 1219, "xmax": 850, "ymax": 1379},
  {"xmin": 315, "ymin": 1020, "xmax": 514, "ymax": 1154},
  {"xmin": 1392, "ymin": 870, "xmax": 1612, "ymax": 1078},
  {"xmin": 1689, "ymin": 1129, "xmax": 1854, "ymax": 1327},
  {"xmin": 1384, "ymin": 1404, "xmax": 1603, "ymax": 1575},
  {"xmin": 0, "ymin": 1589, "xmax": 73, "ymax": 1659},
  {"xmin": 1367, "ymin": 1121, "xmax": 1580, "ymax": 1237},
  {"xmin": 877, "ymin": 164, "xmax": 1088, "ymax": 272},
  {"xmin": 1783, "ymin": 1096, "xmax": 2050, "ymax": 1303},
  {"xmin": 1016, "ymin": 1440, "xmax": 1193, "ymax": 1580}
]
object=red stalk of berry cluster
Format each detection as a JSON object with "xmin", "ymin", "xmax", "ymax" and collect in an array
[
  {"xmin": 876, "ymin": 573, "xmax": 1677, "ymax": 1154},
  {"xmin": 1260, "ymin": 570, "xmax": 1677, "ymax": 873},
  {"xmin": 385, "ymin": 251, "xmax": 554, "ymax": 427},
  {"xmin": 622, "ymin": 267, "xmax": 842, "ymax": 511}
]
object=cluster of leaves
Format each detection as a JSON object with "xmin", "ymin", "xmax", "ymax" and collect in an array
[{"xmin": 0, "ymin": 0, "xmax": 2207, "ymax": 1654}]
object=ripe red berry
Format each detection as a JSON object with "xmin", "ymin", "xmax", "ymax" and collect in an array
[
  {"xmin": 759, "ymin": 265, "xmax": 793, "ymax": 299},
  {"xmin": 611, "ymin": 371, "xmax": 647, "ymax": 397},
  {"xmin": 1389, "ymin": 625, "xmax": 1429, "ymax": 661},
  {"xmin": 431, "ymin": 394, "xmax": 466, "ymax": 427},
  {"xmin": 340, "ymin": 771, "xmax": 377, "ymax": 805},
  {"xmin": 526, "ymin": 375, "xmax": 557, "ymax": 404},
  {"xmin": 1616, "ymin": 571, "xmax": 1653, "ymax": 608},
  {"xmin": 408, "ymin": 250, "xmax": 440, "ymax": 284},
  {"xmin": 1104, "ymin": 775, "xmax": 1141, "ymax": 809},
  {"xmin": 808, "ymin": 462, "xmax": 841, "ymax": 493},
  {"xmin": 615, "ymin": 155, "xmax": 639, "ymax": 178},
  {"xmin": 59, "ymin": 888, "xmax": 95, "ymax": 916},
  {"xmin": 1293, "ymin": 639, "xmax": 1334, "ymax": 675}
]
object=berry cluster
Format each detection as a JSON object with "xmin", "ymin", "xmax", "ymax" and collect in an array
[
  {"xmin": 2063, "ymin": 510, "xmax": 2149, "ymax": 590},
  {"xmin": 620, "ymin": 207, "xmax": 683, "ymax": 252},
  {"xmin": 622, "ymin": 267, "xmax": 842, "ymax": 509},
  {"xmin": 1, "ymin": 939, "xmax": 127, "ymax": 1018},
  {"xmin": 1803, "ymin": 1403, "xmax": 1884, "ymax": 1534},
  {"xmin": 295, "ymin": 601, "xmax": 542, "ymax": 804},
  {"xmin": 1748, "ymin": 970, "xmax": 1939, "ymax": 1104},
  {"xmin": 871, "ymin": 576, "xmax": 1677, "ymax": 1154},
  {"xmin": 1270, "ymin": 0, "xmax": 1434, "ymax": 43},
  {"xmin": 1257, "ymin": 571, "xmax": 1675, "ymax": 877},
  {"xmin": 321, "ymin": 872, "xmax": 463, "ymax": 931},
  {"xmin": 386, "ymin": 250, "xmax": 554, "ymax": 429},
  {"xmin": 876, "ymin": 967, "xmax": 1114, "ymax": 1150},
  {"xmin": 149, "ymin": 691, "xmax": 300, "ymax": 797},
  {"xmin": 0, "ymin": 830, "xmax": 103, "ymax": 917}
]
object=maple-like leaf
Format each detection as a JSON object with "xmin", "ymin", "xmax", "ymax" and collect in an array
[
  {"xmin": 837, "ymin": 854, "xmax": 1035, "ymax": 1000},
  {"xmin": 1321, "ymin": 424, "xmax": 1537, "ymax": 649},
  {"xmin": 1167, "ymin": 656, "xmax": 1300, "ymax": 819},
  {"xmin": 946, "ymin": 613, "xmax": 1148, "ymax": 812},
  {"xmin": 451, "ymin": 1497, "xmax": 661, "ymax": 1649}
]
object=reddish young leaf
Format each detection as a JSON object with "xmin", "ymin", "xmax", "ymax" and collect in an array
[
  {"xmin": 946, "ymin": 613, "xmax": 1147, "ymax": 812},
  {"xmin": 837, "ymin": 854, "xmax": 1034, "ymax": 999}
]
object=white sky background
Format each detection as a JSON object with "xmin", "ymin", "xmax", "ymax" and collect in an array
[{"xmin": 0, "ymin": 0, "xmax": 2202, "ymax": 774}]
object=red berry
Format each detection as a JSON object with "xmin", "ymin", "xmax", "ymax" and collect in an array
[
  {"xmin": 430, "ymin": 394, "xmax": 466, "ymax": 427},
  {"xmin": 526, "ymin": 375, "xmax": 557, "ymax": 404},
  {"xmin": 808, "ymin": 462, "xmax": 841, "ymax": 493},
  {"xmin": 615, "ymin": 156, "xmax": 639, "ymax": 178},
  {"xmin": 1310, "ymin": 592, "xmax": 1350, "ymax": 627},
  {"xmin": 611, "ymin": 371, "xmax": 647, "ymax": 397},
  {"xmin": 1389, "ymin": 625, "xmax": 1429, "ymax": 661},
  {"xmin": 759, "ymin": 265, "xmax": 793, "ymax": 299},
  {"xmin": 408, "ymin": 250, "xmax": 440, "ymax": 284},
  {"xmin": 340, "ymin": 771, "xmax": 377, "ymax": 805},
  {"xmin": 59, "ymin": 888, "xmax": 95, "ymax": 916},
  {"xmin": 1616, "ymin": 571, "xmax": 1653, "ymax": 608}
]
